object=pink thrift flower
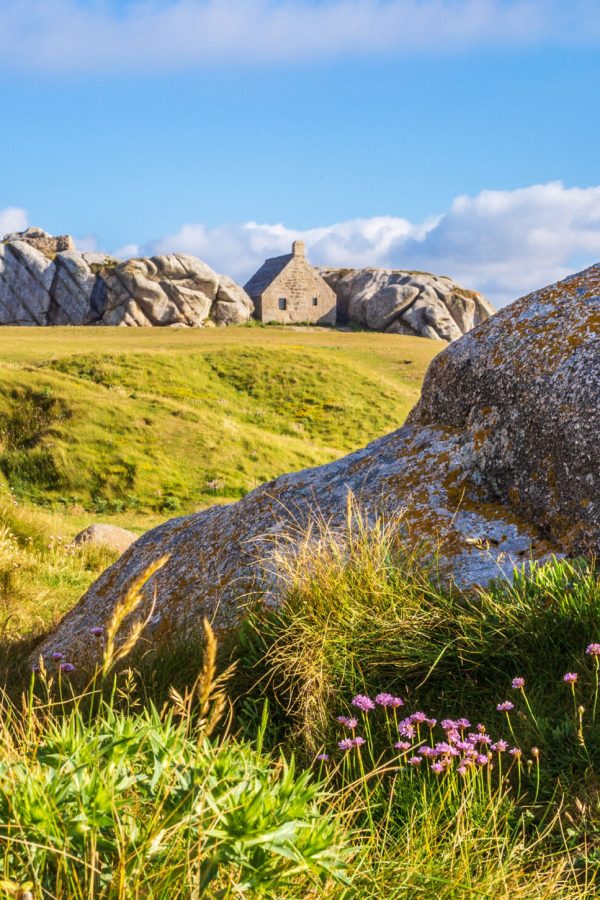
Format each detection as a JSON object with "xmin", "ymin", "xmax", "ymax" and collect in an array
[
  {"xmin": 336, "ymin": 716, "xmax": 358, "ymax": 729},
  {"xmin": 563, "ymin": 672, "xmax": 579, "ymax": 684},
  {"xmin": 352, "ymin": 694, "xmax": 376, "ymax": 712},
  {"xmin": 497, "ymin": 701, "xmax": 514, "ymax": 712},
  {"xmin": 511, "ymin": 677, "xmax": 525, "ymax": 689},
  {"xmin": 376, "ymin": 692, "xmax": 404, "ymax": 707},
  {"xmin": 587, "ymin": 644, "xmax": 600, "ymax": 657}
]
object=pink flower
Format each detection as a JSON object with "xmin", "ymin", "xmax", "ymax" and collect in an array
[
  {"xmin": 493, "ymin": 740, "xmax": 508, "ymax": 752},
  {"xmin": 431, "ymin": 762, "xmax": 444, "ymax": 774},
  {"xmin": 475, "ymin": 754, "xmax": 489, "ymax": 766},
  {"xmin": 352, "ymin": 694, "xmax": 376, "ymax": 712},
  {"xmin": 563, "ymin": 672, "xmax": 579, "ymax": 684},
  {"xmin": 316, "ymin": 753, "xmax": 329, "ymax": 762},
  {"xmin": 336, "ymin": 716, "xmax": 358, "ymax": 729},
  {"xmin": 509, "ymin": 747, "xmax": 522, "ymax": 758},
  {"xmin": 511, "ymin": 677, "xmax": 525, "ymax": 689},
  {"xmin": 398, "ymin": 720, "xmax": 416, "ymax": 738},
  {"xmin": 496, "ymin": 701, "xmax": 514, "ymax": 712},
  {"xmin": 395, "ymin": 741, "xmax": 411, "ymax": 751},
  {"xmin": 375, "ymin": 692, "xmax": 404, "ymax": 707},
  {"xmin": 407, "ymin": 756, "xmax": 422, "ymax": 766},
  {"xmin": 586, "ymin": 644, "xmax": 600, "ymax": 657}
]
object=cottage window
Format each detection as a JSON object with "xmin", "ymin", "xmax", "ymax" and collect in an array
[
  {"xmin": 312, "ymin": 297, "xmax": 318, "ymax": 306},
  {"xmin": 278, "ymin": 298, "xmax": 287, "ymax": 310}
]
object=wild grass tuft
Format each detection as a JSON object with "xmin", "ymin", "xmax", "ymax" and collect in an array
[
  {"xmin": 233, "ymin": 511, "xmax": 600, "ymax": 896},
  {"xmin": 0, "ymin": 613, "xmax": 349, "ymax": 898}
]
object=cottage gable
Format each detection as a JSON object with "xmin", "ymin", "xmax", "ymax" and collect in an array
[{"xmin": 244, "ymin": 241, "xmax": 337, "ymax": 325}]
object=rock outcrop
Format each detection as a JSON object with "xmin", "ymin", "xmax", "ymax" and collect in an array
[
  {"xmin": 72, "ymin": 524, "xmax": 138, "ymax": 556},
  {"xmin": 32, "ymin": 264, "xmax": 599, "ymax": 670},
  {"xmin": 0, "ymin": 229, "xmax": 253, "ymax": 327},
  {"xmin": 319, "ymin": 267, "xmax": 494, "ymax": 341},
  {"xmin": 408, "ymin": 262, "xmax": 600, "ymax": 555},
  {"xmin": 2, "ymin": 227, "xmax": 75, "ymax": 258}
]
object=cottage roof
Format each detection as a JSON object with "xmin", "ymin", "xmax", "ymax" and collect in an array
[{"xmin": 243, "ymin": 252, "xmax": 293, "ymax": 298}]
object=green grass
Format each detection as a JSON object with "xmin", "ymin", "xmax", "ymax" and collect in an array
[
  {"xmin": 0, "ymin": 621, "xmax": 349, "ymax": 898},
  {"xmin": 231, "ymin": 512, "xmax": 600, "ymax": 897},
  {"xmin": 4, "ymin": 325, "xmax": 599, "ymax": 896},
  {"xmin": 0, "ymin": 491, "xmax": 120, "ymax": 648},
  {"xmin": 0, "ymin": 326, "xmax": 439, "ymax": 516},
  {"xmin": 2, "ymin": 512, "xmax": 600, "ymax": 897}
]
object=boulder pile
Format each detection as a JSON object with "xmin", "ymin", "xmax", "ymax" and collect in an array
[
  {"xmin": 0, "ymin": 228, "xmax": 253, "ymax": 327},
  {"xmin": 319, "ymin": 267, "xmax": 494, "ymax": 341},
  {"xmin": 32, "ymin": 263, "xmax": 600, "ymax": 670}
]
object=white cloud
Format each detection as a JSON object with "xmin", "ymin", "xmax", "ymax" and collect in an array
[
  {"xmin": 139, "ymin": 182, "xmax": 600, "ymax": 306},
  {"xmin": 0, "ymin": 207, "xmax": 28, "ymax": 236},
  {"xmin": 0, "ymin": 1, "xmax": 598, "ymax": 72},
  {"xmin": 3, "ymin": 182, "xmax": 600, "ymax": 306}
]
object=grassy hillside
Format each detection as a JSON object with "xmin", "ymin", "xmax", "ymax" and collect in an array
[
  {"xmin": 1, "ymin": 327, "xmax": 599, "ymax": 897},
  {"xmin": 0, "ymin": 326, "xmax": 440, "ymax": 520}
]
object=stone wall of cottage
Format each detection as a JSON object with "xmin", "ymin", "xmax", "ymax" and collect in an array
[{"xmin": 258, "ymin": 256, "xmax": 336, "ymax": 325}]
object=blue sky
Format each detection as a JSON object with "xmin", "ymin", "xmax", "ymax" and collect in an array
[{"xmin": 1, "ymin": 0, "xmax": 599, "ymax": 305}]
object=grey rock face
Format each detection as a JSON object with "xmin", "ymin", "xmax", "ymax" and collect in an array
[
  {"xmin": 33, "ymin": 264, "xmax": 600, "ymax": 671},
  {"xmin": 320, "ymin": 267, "xmax": 494, "ymax": 341},
  {"xmin": 0, "ymin": 230, "xmax": 253, "ymax": 328},
  {"xmin": 408, "ymin": 262, "xmax": 600, "ymax": 555}
]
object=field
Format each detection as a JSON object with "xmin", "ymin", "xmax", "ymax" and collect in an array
[
  {"xmin": 1, "ymin": 326, "xmax": 599, "ymax": 898},
  {"xmin": 0, "ymin": 325, "xmax": 439, "ymax": 523},
  {"xmin": 0, "ymin": 325, "xmax": 439, "ymax": 645}
]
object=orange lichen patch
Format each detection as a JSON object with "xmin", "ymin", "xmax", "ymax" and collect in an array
[
  {"xmin": 472, "ymin": 429, "xmax": 491, "ymax": 451},
  {"xmin": 508, "ymin": 485, "xmax": 521, "ymax": 505}
]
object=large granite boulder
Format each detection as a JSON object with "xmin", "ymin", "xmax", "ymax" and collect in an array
[
  {"xmin": 319, "ymin": 267, "xmax": 494, "ymax": 341},
  {"xmin": 408, "ymin": 262, "xmax": 600, "ymax": 555},
  {"xmin": 31, "ymin": 264, "xmax": 599, "ymax": 670},
  {"xmin": 0, "ymin": 229, "xmax": 253, "ymax": 328}
]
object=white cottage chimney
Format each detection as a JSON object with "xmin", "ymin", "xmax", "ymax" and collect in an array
[{"xmin": 292, "ymin": 240, "xmax": 305, "ymax": 258}]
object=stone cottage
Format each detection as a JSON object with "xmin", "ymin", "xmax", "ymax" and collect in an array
[{"xmin": 244, "ymin": 240, "xmax": 337, "ymax": 325}]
